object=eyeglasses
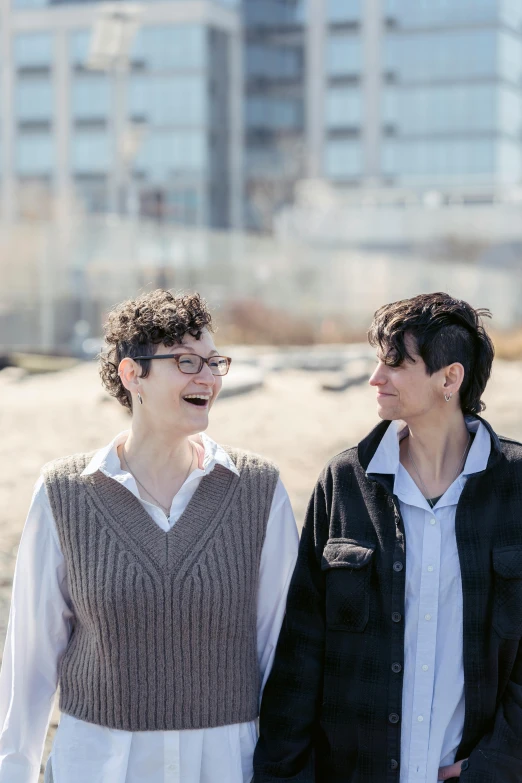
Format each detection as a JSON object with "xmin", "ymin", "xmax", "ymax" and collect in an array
[{"xmin": 133, "ymin": 353, "xmax": 232, "ymax": 376}]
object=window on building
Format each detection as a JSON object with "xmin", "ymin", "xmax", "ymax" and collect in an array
[
  {"xmin": 246, "ymin": 97, "xmax": 303, "ymax": 130},
  {"xmin": 246, "ymin": 146, "xmax": 284, "ymax": 175},
  {"xmin": 382, "ymin": 84, "xmax": 497, "ymax": 134},
  {"xmin": 382, "ymin": 87, "xmax": 398, "ymax": 125},
  {"xmin": 499, "ymin": 86, "xmax": 522, "ymax": 137},
  {"xmin": 72, "ymin": 132, "xmax": 111, "ymax": 173},
  {"xmin": 324, "ymin": 139, "xmax": 362, "ymax": 178},
  {"xmin": 247, "ymin": 45, "xmax": 302, "ymax": 80},
  {"xmin": 13, "ymin": 33, "xmax": 53, "ymax": 68},
  {"xmin": 384, "ymin": 83, "xmax": 522, "ymax": 138},
  {"xmin": 135, "ymin": 130, "xmax": 207, "ymax": 180},
  {"xmin": 16, "ymin": 79, "xmax": 54, "ymax": 121},
  {"xmin": 70, "ymin": 31, "xmax": 91, "ymax": 67},
  {"xmin": 245, "ymin": 0, "xmax": 306, "ymax": 28},
  {"xmin": 498, "ymin": 139, "xmax": 522, "ymax": 183},
  {"xmin": 327, "ymin": 0, "xmax": 361, "ymax": 23},
  {"xmin": 326, "ymin": 35, "xmax": 361, "ymax": 77},
  {"xmin": 385, "ymin": 29, "xmax": 498, "ymax": 81},
  {"xmin": 12, "ymin": 0, "xmax": 47, "ymax": 10},
  {"xmin": 132, "ymin": 26, "xmax": 207, "ymax": 70},
  {"xmin": 498, "ymin": 31, "xmax": 522, "ymax": 84},
  {"xmin": 325, "ymin": 86, "xmax": 362, "ymax": 128},
  {"xmin": 129, "ymin": 75, "xmax": 207, "ymax": 126},
  {"xmin": 384, "ymin": 0, "xmax": 498, "ymax": 26},
  {"xmin": 71, "ymin": 75, "xmax": 110, "ymax": 119},
  {"xmin": 382, "ymin": 139, "xmax": 495, "ymax": 179},
  {"xmin": 16, "ymin": 134, "xmax": 54, "ymax": 175}
]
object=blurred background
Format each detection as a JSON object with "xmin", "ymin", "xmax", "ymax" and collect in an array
[
  {"xmin": 2, "ymin": 0, "xmax": 522, "ymax": 777},
  {"xmin": 0, "ymin": 0, "xmax": 522, "ymax": 352}
]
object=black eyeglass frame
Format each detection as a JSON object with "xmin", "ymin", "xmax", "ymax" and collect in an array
[{"xmin": 133, "ymin": 353, "xmax": 232, "ymax": 376}]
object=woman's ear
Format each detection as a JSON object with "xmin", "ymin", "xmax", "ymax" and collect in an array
[
  {"xmin": 443, "ymin": 362, "xmax": 465, "ymax": 397},
  {"xmin": 118, "ymin": 357, "xmax": 142, "ymax": 397}
]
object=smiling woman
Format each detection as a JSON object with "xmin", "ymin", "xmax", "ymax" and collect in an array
[{"xmin": 0, "ymin": 289, "xmax": 299, "ymax": 783}]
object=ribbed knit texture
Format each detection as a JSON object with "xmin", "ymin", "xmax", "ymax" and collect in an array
[{"xmin": 43, "ymin": 448, "xmax": 279, "ymax": 731}]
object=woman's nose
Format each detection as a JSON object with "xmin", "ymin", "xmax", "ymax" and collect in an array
[
  {"xmin": 196, "ymin": 362, "xmax": 216, "ymax": 383},
  {"xmin": 369, "ymin": 366, "xmax": 385, "ymax": 387}
]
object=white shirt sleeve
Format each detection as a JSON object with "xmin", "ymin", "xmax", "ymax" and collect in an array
[
  {"xmin": 0, "ymin": 477, "xmax": 74, "ymax": 783},
  {"xmin": 256, "ymin": 478, "xmax": 299, "ymax": 698}
]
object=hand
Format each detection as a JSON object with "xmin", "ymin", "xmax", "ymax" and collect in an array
[{"xmin": 438, "ymin": 759, "xmax": 468, "ymax": 780}]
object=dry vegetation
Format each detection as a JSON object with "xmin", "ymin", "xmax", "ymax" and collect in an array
[
  {"xmin": 492, "ymin": 330, "xmax": 522, "ymax": 361},
  {"xmin": 217, "ymin": 300, "xmax": 371, "ymax": 346},
  {"xmin": 217, "ymin": 302, "xmax": 522, "ymax": 361}
]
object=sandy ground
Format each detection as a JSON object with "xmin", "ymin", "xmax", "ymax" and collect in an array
[{"xmin": 1, "ymin": 356, "xmax": 522, "ymax": 779}]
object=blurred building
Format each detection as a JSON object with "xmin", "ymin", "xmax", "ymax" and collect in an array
[
  {"xmin": 382, "ymin": 0, "xmax": 522, "ymax": 190},
  {"xmin": 0, "ymin": 0, "xmax": 242, "ymax": 227},
  {"xmin": 1, "ymin": 0, "xmax": 522, "ymax": 233},
  {"xmin": 243, "ymin": 0, "xmax": 306, "ymax": 231},
  {"xmin": 245, "ymin": 0, "xmax": 522, "ymax": 231}
]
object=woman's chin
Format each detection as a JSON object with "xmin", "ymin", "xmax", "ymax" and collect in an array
[
  {"xmin": 376, "ymin": 401, "xmax": 399, "ymax": 420},
  {"xmin": 184, "ymin": 408, "xmax": 210, "ymax": 431}
]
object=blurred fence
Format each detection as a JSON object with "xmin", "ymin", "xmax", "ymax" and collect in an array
[{"xmin": 1, "ymin": 215, "xmax": 521, "ymax": 353}]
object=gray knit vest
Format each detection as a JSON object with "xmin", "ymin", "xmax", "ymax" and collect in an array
[{"xmin": 43, "ymin": 447, "xmax": 279, "ymax": 731}]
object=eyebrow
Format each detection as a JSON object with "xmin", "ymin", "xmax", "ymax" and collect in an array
[{"xmin": 162, "ymin": 347, "xmax": 220, "ymax": 357}]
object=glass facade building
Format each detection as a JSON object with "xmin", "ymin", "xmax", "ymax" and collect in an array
[
  {"xmin": 323, "ymin": 5, "xmax": 363, "ymax": 185},
  {"xmin": 382, "ymin": 0, "xmax": 522, "ymax": 186},
  {"xmin": 243, "ymin": 0, "xmax": 306, "ymax": 230},
  {"xmin": 1, "ymin": 1, "xmax": 241, "ymax": 227},
  {"xmin": 244, "ymin": 0, "xmax": 522, "ymax": 230},
  {"xmin": 2, "ymin": 0, "xmax": 522, "ymax": 228}
]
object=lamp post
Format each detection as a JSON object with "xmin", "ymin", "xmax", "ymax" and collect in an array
[
  {"xmin": 87, "ymin": 3, "xmax": 143, "ymax": 215},
  {"xmin": 68, "ymin": 4, "xmax": 144, "ymax": 354}
]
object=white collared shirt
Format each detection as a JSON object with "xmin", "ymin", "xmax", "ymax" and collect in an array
[
  {"xmin": 0, "ymin": 432, "xmax": 299, "ymax": 783},
  {"xmin": 366, "ymin": 418, "xmax": 491, "ymax": 783}
]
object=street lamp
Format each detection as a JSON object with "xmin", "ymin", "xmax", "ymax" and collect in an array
[{"xmin": 87, "ymin": 3, "xmax": 144, "ymax": 215}]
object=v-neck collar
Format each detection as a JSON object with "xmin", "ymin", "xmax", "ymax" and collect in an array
[
  {"xmin": 80, "ymin": 431, "xmax": 240, "ymax": 524},
  {"xmin": 80, "ymin": 458, "xmax": 240, "ymax": 578}
]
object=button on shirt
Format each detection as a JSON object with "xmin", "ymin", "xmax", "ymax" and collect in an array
[
  {"xmin": 366, "ymin": 418, "xmax": 491, "ymax": 783},
  {"xmin": 0, "ymin": 432, "xmax": 299, "ymax": 783}
]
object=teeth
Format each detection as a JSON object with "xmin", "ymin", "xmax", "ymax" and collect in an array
[{"xmin": 184, "ymin": 395, "xmax": 210, "ymax": 400}]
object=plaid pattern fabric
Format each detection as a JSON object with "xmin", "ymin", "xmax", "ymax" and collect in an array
[{"xmin": 253, "ymin": 417, "xmax": 522, "ymax": 783}]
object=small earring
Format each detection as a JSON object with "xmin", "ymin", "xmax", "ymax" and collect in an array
[
  {"xmin": 137, "ymin": 392, "xmax": 143, "ymax": 406},
  {"xmin": 444, "ymin": 392, "xmax": 453, "ymax": 403}
]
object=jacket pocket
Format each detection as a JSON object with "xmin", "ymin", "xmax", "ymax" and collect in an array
[
  {"xmin": 321, "ymin": 538, "xmax": 374, "ymax": 632},
  {"xmin": 492, "ymin": 545, "xmax": 522, "ymax": 639}
]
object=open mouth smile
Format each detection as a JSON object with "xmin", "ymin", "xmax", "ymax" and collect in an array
[{"xmin": 183, "ymin": 394, "xmax": 212, "ymax": 408}]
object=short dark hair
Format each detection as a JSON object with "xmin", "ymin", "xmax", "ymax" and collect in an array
[
  {"xmin": 99, "ymin": 289, "xmax": 213, "ymax": 410},
  {"xmin": 367, "ymin": 292, "xmax": 494, "ymax": 415}
]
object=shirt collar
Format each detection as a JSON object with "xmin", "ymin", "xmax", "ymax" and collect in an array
[
  {"xmin": 365, "ymin": 419, "xmax": 405, "ymax": 477},
  {"xmin": 366, "ymin": 416, "xmax": 492, "ymax": 509},
  {"xmin": 81, "ymin": 431, "xmax": 240, "ymax": 480}
]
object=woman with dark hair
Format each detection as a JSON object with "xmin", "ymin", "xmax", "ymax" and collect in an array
[
  {"xmin": 254, "ymin": 292, "xmax": 522, "ymax": 783},
  {"xmin": 0, "ymin": 290, "xmax": 298, "ymax": 783}
]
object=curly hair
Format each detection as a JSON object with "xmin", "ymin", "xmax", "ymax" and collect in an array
[
  {"xmin": 368, "ymin": 292, "xmax": 494, "ymax": 415},
  {"xmin": 99, "ymin": 290, "xmax": 213, "ymax": 410}
]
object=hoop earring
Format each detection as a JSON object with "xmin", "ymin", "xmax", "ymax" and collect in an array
[
  {"xmin": 444, "ymin": 392, "xmax": 453, "ymax": 403},
  {"xmin": 137, "ymin": 392, "xmax": 143, "ymax": 406}
]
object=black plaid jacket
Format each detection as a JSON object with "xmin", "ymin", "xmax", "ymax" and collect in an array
[{"xmin": 253, "ymin": 417, "xmax": 522, "ymax": 783}]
